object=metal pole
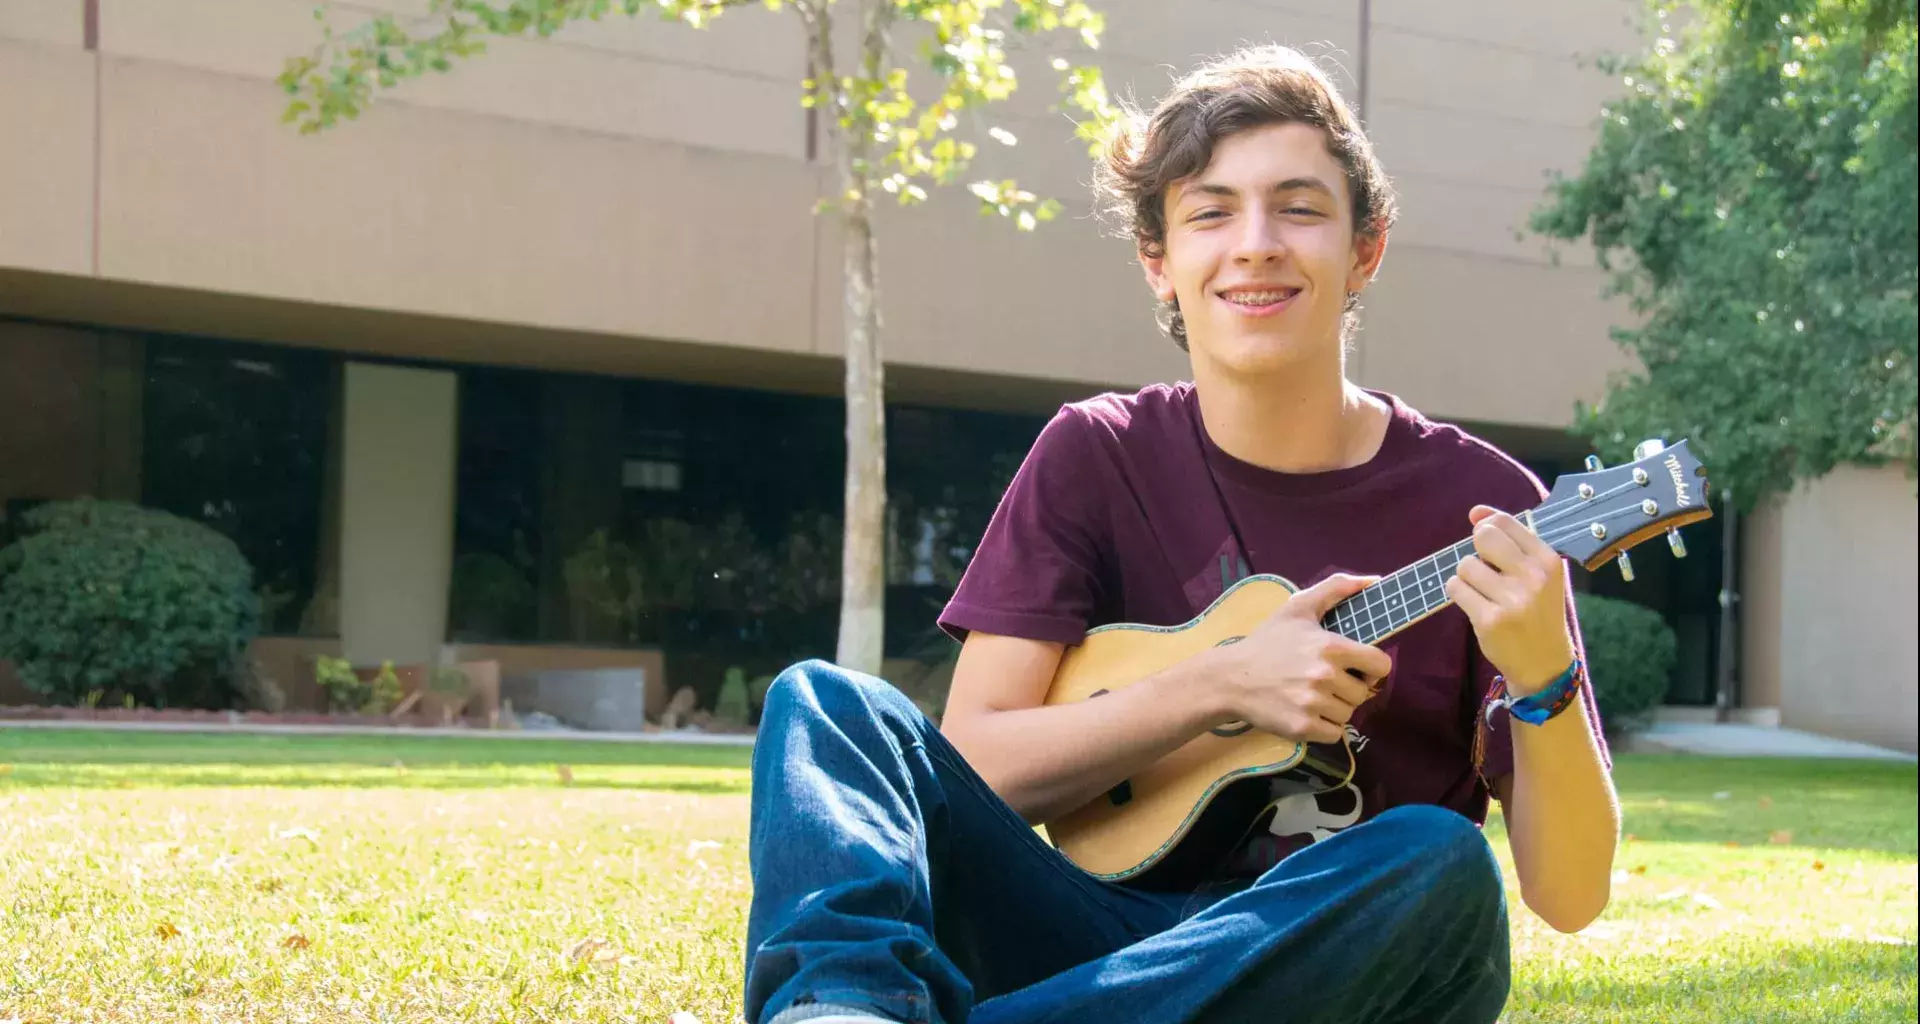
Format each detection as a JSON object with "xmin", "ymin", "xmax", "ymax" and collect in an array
[{"xmin": 1715, "ymin": 489, "xmax": 1740, "ymax": 722}]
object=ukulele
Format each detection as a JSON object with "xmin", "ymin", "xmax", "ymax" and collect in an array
[{"xmin": 1040, "ymin": 438, "xmax": 1713, "ymax": 889}]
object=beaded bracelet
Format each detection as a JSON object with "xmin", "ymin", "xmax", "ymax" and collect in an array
[{"xmin": 1484, "ymin": 658, "xmax": 1586, "ymax": 728}]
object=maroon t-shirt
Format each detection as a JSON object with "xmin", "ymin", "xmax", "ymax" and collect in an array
[{"xmin": 938, "ymin": 382, "xmax": 1608, "ymax": 873}]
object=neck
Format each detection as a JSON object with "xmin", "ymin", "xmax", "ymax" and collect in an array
[{"xmin": 1190, "ymin": 342, "xmax": 1385, "ymax": 474}]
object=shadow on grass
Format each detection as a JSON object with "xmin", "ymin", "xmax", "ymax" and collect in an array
[
  {"xmin": 0, "ymin": 727, "xmax": 755, "ymax": 793},
  {"xmin": 1516, "ymin": 938, "xmax": 1917, "ymax": 1020}
]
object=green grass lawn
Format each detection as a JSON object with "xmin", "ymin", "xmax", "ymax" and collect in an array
[{"xmin": 1, "ymin": 728, "xmax": 1913, "ymax": 1023}]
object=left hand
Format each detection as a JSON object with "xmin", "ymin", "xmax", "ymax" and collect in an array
[{"xmin": 1445, "ymin": 505, "xmax": 1577, "ymax": 696}]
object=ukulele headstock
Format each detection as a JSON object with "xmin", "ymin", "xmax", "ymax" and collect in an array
[{"xmin": 1537, "ymin": 438, "xmax": 1713, "ymax": 573}]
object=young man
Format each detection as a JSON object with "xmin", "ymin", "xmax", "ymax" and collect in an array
[{"xmin": 743, "ymin": 45, "xmax": 1620, "ymax": 1024}]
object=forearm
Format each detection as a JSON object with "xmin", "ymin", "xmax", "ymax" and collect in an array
[
  {"xmin": 941, "ymin": 653, "xmax": 1229, "ymax": 824},
  {"xmin": 1507, "ymin": 697, "xmax": 1621, "ymax": 932}
]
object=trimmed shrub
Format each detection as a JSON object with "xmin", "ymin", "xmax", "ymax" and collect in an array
[
  {"xmin": 0, "ymin": 500, "xmax": 260, "ymax": 707},
  {"xmin": 1573, "ymin": 592, "xmax": 1678, "ymax": 731},
  {"xmin": 714, "ymin": 666, "xmax": 751, "ymax": 728}
]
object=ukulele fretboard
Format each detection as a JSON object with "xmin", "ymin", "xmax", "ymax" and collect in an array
[{"xmin": 1320, "ymin": 537, "xmax": 1476, "ymax": 646}]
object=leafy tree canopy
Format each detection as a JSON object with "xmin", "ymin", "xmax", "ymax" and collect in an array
[{"xmin": 1534, "ymin": 0, "xmax": 1917, "ymax": 507}]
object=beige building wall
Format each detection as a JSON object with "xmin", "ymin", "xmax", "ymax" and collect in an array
[
  {"xmin": 338, "ymin": 362, "xmax": 459, "ymax": 669},
  {"xmin": 5, "ymin": 0, "xmax": 1637, "ymax": 428},
  {"xmin": 1743, "ymin": 463, "xmax": 1919, "ymax": 753}
]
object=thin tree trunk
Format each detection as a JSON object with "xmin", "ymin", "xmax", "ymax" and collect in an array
[
  {"xmin": 836, "ymin": 196, "xmax": 885, "ymax": 676},
  {"xmin": 817, "ymin": 0, "xmax": 894, "ymax": 677}
]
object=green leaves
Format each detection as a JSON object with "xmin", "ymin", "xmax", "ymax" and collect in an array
[
  {"xmin": 1575, "ymin": 593, "xmax": 1679, "ymax": 725},
  {"xmin": 0, "ymin": 501, "xmax": 261, "ymax": 708},
  {"xmin": 1534, "ymin": 0, "xmax": 1917, "ymax": 507},
  {"xmin": 281, "ymin": 0, "xmax": 1121, "ymax": 232}
]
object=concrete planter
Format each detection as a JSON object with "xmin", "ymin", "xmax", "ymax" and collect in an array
[{"xmin": 500, "ymin": 667, "xmax": 651, "ymax": 732}]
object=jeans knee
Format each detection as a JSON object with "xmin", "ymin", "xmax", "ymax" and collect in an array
[
  {"xmin": 1372, "ymin": 805, "xmax": 1504, "ymax": 903},
  {"xmin": 760, "ymin": 659, "xmax": 912, "ymax": 735}
]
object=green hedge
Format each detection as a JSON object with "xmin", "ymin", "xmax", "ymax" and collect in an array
[
  {"xmin": 1573, "ymin": 592, "xmax": 1678, "ymax": 730},
  {"xmin": 0, "ymin": 500, "xmax": 260, "ymax": 708}
]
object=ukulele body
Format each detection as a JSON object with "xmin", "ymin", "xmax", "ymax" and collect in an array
[{"xmin": 1040, "ymin": 575, "xmax": 1355, "ymax": 888}]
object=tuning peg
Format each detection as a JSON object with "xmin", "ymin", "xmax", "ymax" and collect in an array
[
  {"xmin": 1667, "ymin": 529, "xmax": 1688, "ymax": 559},
  {"xmin": 1633, "ymin": 438, "xmax": 1668, "ymax": 460},
  {"xmin": 1584, "ymin": 454, "xmax": 1605, "ymax": 472},
  {"xmin": 1616, "ymin": 551, "xmax": 1636, "ymax": 582}
]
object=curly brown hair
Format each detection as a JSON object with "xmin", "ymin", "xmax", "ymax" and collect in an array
[{"xmin": 1093, "ymin": 46, "xmax": 1399, "ymax": 349}]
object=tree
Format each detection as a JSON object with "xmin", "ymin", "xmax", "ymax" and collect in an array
[
  {"xmin": 1532, "ymin": 0, "xmax": 1917, "ymax": 509},
  {"xmin": 278, "ymin": 0, "xmax": 1117, "ymax": 674}
]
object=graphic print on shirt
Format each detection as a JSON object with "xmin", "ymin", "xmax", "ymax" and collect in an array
[{"xmin": 1267, "ymin": 778, "xmax": 1363, "ymax": 843}]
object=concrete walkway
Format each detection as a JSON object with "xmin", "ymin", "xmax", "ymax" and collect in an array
[
  {"xmin": 1619, "ymin": 721, "xmax": 1917, "ymax": 762},
  {"xmin": 0, "ymin": 718, "xmax": 757, "ymax": 747}
]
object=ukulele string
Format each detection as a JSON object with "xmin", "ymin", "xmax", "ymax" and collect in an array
[{"xmin": 1527, "ymin": 478, "xmax": 1649, "ymax": 532}]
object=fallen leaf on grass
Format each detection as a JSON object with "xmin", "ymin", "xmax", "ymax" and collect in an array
[
  {"xmin": 566, "ymin": 937, "xmax": 618, "ymax": 964},
  {"xmin": 1653, "ymin": 888, "xmax": 1723, "ymax": 909},
  {"xmin": 556, "ymin": 764, "xmax": 574, "ymax": 786},
  {"xmin": 155, "ymin": 921, "xmax": 181, "ymax": 940},
  {"xmin": 1812, "ymin": 860, "xmax": 1827, "ymax": 871},
  {"xmin": 1769, "ymin": 830, "xmax": 1794, "ymax": 845},
  {"xmin": 0, "ymin": 764, "xmax": 12, "ymax": 775},
  {"xmin": 1758, "ymin": 795, "xmax": 1773, "ymax": 809},
  {"xmin": 1724, "ymin": 841, "xmax": 1741, "ymax": 849},
  {"xmin": 255, "ymin": 876, "xmax": 286, "ymax": 893},
  {"xmin": 1630, "ymin": 865, "xmax": 1647, "ymax": 875},
  {"xmin": 280, "ymin": 933, "xmax": 311, "ymax": 950}
]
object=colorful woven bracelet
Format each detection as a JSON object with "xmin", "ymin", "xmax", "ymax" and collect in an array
[{"xmin": 1484, "ymin": 659, "xmax": 1586, "ymax": 727}]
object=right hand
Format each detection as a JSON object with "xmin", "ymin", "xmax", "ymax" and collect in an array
[{"xmin": 1205, "ymin": 573, "xmax": 1393, "ymax": 744}]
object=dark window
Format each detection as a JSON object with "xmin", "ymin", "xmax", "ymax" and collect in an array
[
  {"xmin": 140, "ymin": 335, "xmax": 338, "ymax": 636},
  {"xmin": 449, "ymin": 364, "xmax": 1047, "ymax": 701}
]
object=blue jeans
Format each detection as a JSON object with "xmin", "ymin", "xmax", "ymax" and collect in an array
[{"xmin": 745, "ymin": 660, "xmax": 1510, "ymax": 1024}]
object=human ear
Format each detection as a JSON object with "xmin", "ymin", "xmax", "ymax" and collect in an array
[
  {"xmin": 1346, "ymin": 226, "xmax": 1388, "ymax": 294},
  {"xmin": 1140, "ymin": 245, "xmax": 1177, "ymax": 303}
]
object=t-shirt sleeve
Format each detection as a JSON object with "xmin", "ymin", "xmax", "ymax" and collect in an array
[
  {"xmin": 1469, "ymin": 461, "xmax": 1613, "ymax": 785},
  {"xmin": 938, "ymin": 405, "xmax": 1110, "ymax": 646}
]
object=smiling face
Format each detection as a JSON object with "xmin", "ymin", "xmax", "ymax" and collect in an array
[{"xmin": 1139, "ymin": 122, "xmax": 1387, "ymax": 378}]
